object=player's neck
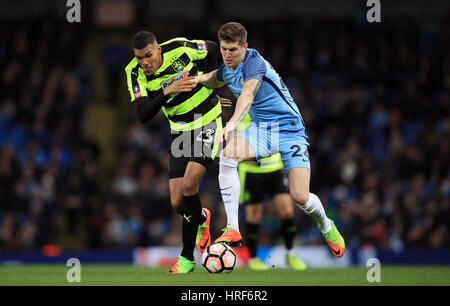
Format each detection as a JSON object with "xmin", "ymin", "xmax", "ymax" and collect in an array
[
  {"xmin": 230, "ymin": 64, "xmax": 240, "ymax": 71},
  {"xmin": 230, "ymin": 55, "xmax": 246, "ymax": 71}
]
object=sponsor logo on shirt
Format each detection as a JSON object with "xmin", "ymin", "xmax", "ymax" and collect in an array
[{"xmin": 161, "ymin": 70, "xmax": 189, "ymax": 90}]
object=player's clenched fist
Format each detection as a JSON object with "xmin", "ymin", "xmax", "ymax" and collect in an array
[{"xmin": 163, "ymin": 76, "xmax": 198, "ymax": 96}]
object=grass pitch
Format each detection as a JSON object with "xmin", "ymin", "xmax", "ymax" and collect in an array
[{"xmin": 0, "ymin": 265, "xmax": 449, "ymax": 286}]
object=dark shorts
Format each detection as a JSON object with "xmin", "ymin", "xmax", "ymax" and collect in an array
[
  {"xmin": 243, "ymin": 169, "xmax": 289, "ymax": 204},
  {"xmin": 168, "ymin": 118, "xmax": 220, "ymax": 179}
]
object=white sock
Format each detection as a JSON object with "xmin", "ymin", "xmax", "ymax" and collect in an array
[
  {"xmin": 218, "ymin": 157, "xmax": 240, "ymax": 232},
  {"xmin": 297, "ymin": 193, "xmax": 332, "ymax": 233}
]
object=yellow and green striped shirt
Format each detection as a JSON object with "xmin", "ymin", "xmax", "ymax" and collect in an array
[{"xmin": 125, "ymin": 37, "xmax": 222, "ymax": 131}]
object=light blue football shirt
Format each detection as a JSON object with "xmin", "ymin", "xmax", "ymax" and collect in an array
[{"xmin": 216, "ymin": 48, "xmax": 305, "ymax": 133}]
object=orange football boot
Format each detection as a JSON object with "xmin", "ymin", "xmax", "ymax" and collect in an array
[
  {"xmin": 323, "ymin": 221, "xmax": 346, "ymax": 258},
  {"xmin": 214, "ymin": 227, "xmax": 243, "ymax": 247},
  {"xmin": 196, "ymin": 208, "xmax": 211, "ymax": 253},
  {"xmin": 167, "ymin": 256, "xmax": 195, "ymax": 274}
]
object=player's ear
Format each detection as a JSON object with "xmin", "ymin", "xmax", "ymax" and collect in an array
[{"xmin": 243, "ymin": 42, "xmax": 248, "ymax": 49}]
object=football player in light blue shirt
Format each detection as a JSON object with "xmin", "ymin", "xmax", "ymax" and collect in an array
[{"xmin": 196, "ymin": 22, "xmax": 345, "ymax": 257}]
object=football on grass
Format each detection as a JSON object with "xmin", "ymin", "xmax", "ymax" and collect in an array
[{"xmin": 201, "ymin": 242, "xmax": 236, "ymax": 273}]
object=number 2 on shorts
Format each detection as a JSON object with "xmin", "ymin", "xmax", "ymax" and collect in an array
[{"xmin": 290, "ymin": 144, "xmax": 309, "ymax": 162}]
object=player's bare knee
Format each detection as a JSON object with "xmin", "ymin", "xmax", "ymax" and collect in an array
[
  {"xmin": 221, "ymin": 148, "xmax": 240, "ymax": 161},
  {"xmin": 279, "ymin": 207, "xmax": 294, "ymax": 219},
  {"xmin": 181, "ymin": 180, "xmax": 199, "ymax": 196},
  {"xmin": 247, "ymin": 207, "xmax": 263, "ymax": 223},
  {"xmin": 247, "ymin": 215, "xmax": 262, "ymax": 224},
  {"xmin": 291, "ymin": 191, "xmax": 309, "ymax": 206},
  {"xmin": 222, "ymin": 143, "xmax": 248, "ymax": 162}
]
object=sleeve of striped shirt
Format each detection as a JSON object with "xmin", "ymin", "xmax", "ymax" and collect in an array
[
  {"xmin": 194, "ymin": 40, "xmax": 220, "ymax": 74},
  {"xmin": 182, "ymin": 39, "xmax": 209, "ymax": 61},
  {"xmin": 134, "ymin": 90, "xmax": 167, "ymax": 124},
  {"xmin": 125, "ymin": 59, "xmax": 148, "ymax": 102}
]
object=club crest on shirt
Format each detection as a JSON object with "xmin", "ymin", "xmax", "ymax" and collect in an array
[
  {"xmin": 239, "ymin": 78, "xmax": 244, "ymax": 86},
  {"xmin": 171, "ymin": 58, "xmax": 186, "ymax": 72}
]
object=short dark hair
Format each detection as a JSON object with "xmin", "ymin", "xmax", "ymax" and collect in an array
[
  {"xmin": 218, "ymin": 22, "xmax": 247, "ymax": 45},
  {"xmin": 132, "ymin": 31, "xmax": 157, "ymax": 49}
]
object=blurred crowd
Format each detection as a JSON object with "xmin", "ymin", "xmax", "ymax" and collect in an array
[
  {"xmin": 0, "ymin": 19, "xmax": 98, "ymax": 249},
  {"xmin": 0, "ymin": 15, "xmax": 449, "ymax": 252}
]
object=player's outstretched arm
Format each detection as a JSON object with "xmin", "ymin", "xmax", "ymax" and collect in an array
[
  {"xmin": 217, "ymin": 78, "xmax": 261, "ymax": 143},
  {"xmin": 196, "ymin": 70, "xmax": 225, "ymax": 89},
  {"xmin": 228, "ymin": 78, "xmax": 261, "ymax": 129}
]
